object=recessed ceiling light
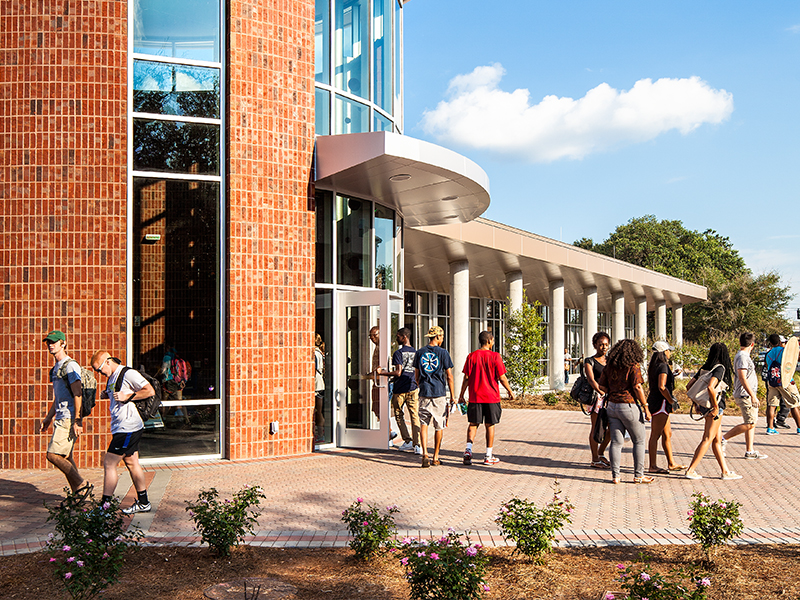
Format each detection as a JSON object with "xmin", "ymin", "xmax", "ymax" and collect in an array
[
  {"xmin": 389, "ymin": 174, "xmax": 411, "ymax": 181},
  {"xmin": 444, "ymin": 214, "xmax": 458, "ymax": 219},
  {"xmin": 475, "ymin": 274, "xmax": 485, "ymax": 279},
  {"xmin": 441, "ymin": 195, "xmax": 457, "ymax": 201},
  {"xmin": 413, "ymin": 263, "xmax": 425, "ymax": 269}
]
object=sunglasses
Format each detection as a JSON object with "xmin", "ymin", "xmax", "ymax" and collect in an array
[{"xmin": 93, "ymin": 357, "xmax": 110, "ymax": 373}]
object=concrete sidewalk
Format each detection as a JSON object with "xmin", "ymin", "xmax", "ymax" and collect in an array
[{"xmin": 3, "ymin": 408, "xmax": 799, "ymax": 555}]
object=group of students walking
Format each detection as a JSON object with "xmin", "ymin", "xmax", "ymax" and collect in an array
[{"xmin": 584, "ymin": 330, "xmax": 800, "ymax": 483}]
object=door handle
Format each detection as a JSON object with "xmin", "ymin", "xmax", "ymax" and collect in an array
[{"xmin": 372, "ymin": 372, "xmax": 386, "ymax": 389}]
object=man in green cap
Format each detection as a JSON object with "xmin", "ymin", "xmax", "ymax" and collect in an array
[{"xmin": 39, "ymin": 330, "xmax": 91, "ymax": 494}]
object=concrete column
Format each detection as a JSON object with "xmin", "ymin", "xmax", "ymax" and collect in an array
[
  {"xmin": 450, "ymin": 260, "xmax": 470, "ymax": 395},
  {"xmin": 583, "ymin": 286, "xmax": 598, "ymax": 358},
  {"xmin": 612, "ymin": 291, "xmax": 625, "ymax": 345},
  {"xmin": 549, "ymin": 280, "xmax": 565, "ymax": 390},
  {"xmin": 506, "ymin": 271, "xmax": 523, "ymax": 314},
  {"xmin": 655, "ymin": 300, "xmax": 667, "ymax": 341},
  {"xmin": 673, "ymin": 303, "xmax": 683, "ymax": 347},
  {"xmin": 636, "ymin": 297, "xmax": 648, "ymax": 345}
]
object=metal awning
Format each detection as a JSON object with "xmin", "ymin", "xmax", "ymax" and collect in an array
[{"xmin": 315, "ymin": 131, "xmax": 490, "ymax": 227}]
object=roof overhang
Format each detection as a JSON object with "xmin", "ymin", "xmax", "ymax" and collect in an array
[{"xmin": 315, "ymin": 131, "xmax": 490, "ymax": 227}]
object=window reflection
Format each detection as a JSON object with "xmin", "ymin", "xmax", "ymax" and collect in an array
[
  {"xmin": 316, "ymin": 190, "xmax": 333, "ymax": 283},
  {"xmin": 374, "ymin": 204, "xmax": 394, "ymax": 290},
  {"xmin": 336, "ymin": 195, "xmax": 371, "ymax": 287},
  {"xmin": 315, "ymin": 0, "xmax": 330, "ymax": 84},
  {"xmin": 134, "ymin": 61, "xmax": 220, "ymax": 118},
  {"xmin": 133, "ymin": 0, "xmax": 221, "ymax": 62},
  {"xmin": 133, "ymin": 119, "xmax": 220, "ymax": 175},
  {"xmin": 333, "ymin": 95, "xmax": 369, "ymax": 134},
  {"xmin": 315, "ymin": 88, "xmax": 330, "ymax": 136},
  {"xmin": 372, "ymin": 0, "xmax": 392, "ymax": 112},
  {"xmin": 334, "ymin": 0, "xmax": 368, "ymax": 99}
]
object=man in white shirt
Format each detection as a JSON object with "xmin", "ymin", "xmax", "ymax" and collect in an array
[
  {"xmin": 91, "ymin": 350, "xmax": 154, "ymax": 514},
  {"xmin": 721, "ymin": 332, "xmax": 767, "ymax": 460}
]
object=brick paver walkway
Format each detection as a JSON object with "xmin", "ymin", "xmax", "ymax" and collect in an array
[{"xmin": 3, "ymin": 409, "xmax": 799, "ymax": 555}]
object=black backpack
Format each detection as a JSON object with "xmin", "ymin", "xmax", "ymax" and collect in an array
[
  {"xmin": 54, "ymin": 359, "xmax": 97, "ymax": 418},
  {"xmin": 115, "ymin": 366, "xmax": 162, "ymax": 421}
]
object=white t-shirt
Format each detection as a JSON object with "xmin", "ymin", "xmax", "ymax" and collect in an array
[
  {"xmin": 51, "ymin": 356, "xmax": 81, "ymax": 421},
  {"xmin": 107, "ymin": 365, "xmax": 146, "ymax": 434},
  {"xmin": 733, "ymin": 349, "xmax": 757, "ymax": 399}
]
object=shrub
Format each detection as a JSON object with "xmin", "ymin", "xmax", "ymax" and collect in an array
[
  {"xmin": 687, "ymin": 491, "xmax": 743, "ymax": 551},
  {"xmin": 398, "ymin": 530, "xmax": 490, "ymax": 600},
  {"xmin": 612, "ymin": 558, "xmax": 712, "ymax": 600},
  {"xmin": 543, "ymin": 392, "xmax": 559, "ymax": 406},
  {"xmin": 185, "ymin": 485, "xmax": 266, "ymax": 556},
  {"xmin": 46, "ymin": 490, "xmax": 141, "ymax": 600},
  {"xmin": 496, "ymin": 480, "xmax": 574, "ymax": 562},
  {"xmin": 340, "ymin": 497, "xmax": 399, "ymax": 560}
]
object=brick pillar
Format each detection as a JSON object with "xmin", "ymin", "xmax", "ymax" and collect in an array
[
  {"xmin": 0, "ymin": 1, "xmax": 127, "ymax": 469},
  {"xmin": 226, "ymin": 0, "xmax": 316, "ymax": 459}
]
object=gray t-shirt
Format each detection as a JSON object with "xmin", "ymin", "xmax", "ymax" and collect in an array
[
  {"xmin": 733, "ymin": 349, "xmax": 757, "ymax": 399},
  {"xmin": 50, "ymin": 356, "xmax": 81, "ymax": 421}
]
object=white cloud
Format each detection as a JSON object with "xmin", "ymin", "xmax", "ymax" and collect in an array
[
  {"xmin": 788, "ymin": 24, "xmax": 800, "ymax": 34},
  {"xmin": 420, "ymin": 64, "xmax": 734, "ymax": 163}
]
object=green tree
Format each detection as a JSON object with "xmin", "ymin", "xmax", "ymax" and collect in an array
[
  {"xmin": 503, "ymin": 301, "xmax": 547, "ymax": 397},
  {"xmin": 574, "ymin": 215, "xmax": 791, "ymax": 342}
]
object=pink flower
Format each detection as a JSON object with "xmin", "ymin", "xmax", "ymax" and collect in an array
[
  {"xmin": 342, "ymin": 510, "xmax": 347, "ymax": 516},
  {"xmin": 700, "ymin": 577, "xmax": 711, "ymax": 587},
  {"xmin": 49, "ymin": 558, "xmax": 56, "ymax": 563},
  {"xmin": 483, "ymin": 585, "xmax": 491, "ymax": 591},
  {"xmin": 102, "ymin": 502, "xmax": 111, "ymax": 510},
  {"xmin": 605, "ymin": 595, "xmax": 615, "ymax": 600},
  {"xmin": 466, "ymin": 546, "xmax": 478, "ymax": 557},
  {"xmin": 356, "ymin": 498, "xmax": 363, "ymax": 503},
  {"xmin": 62, "ymin": 545, "xmax": 71, "ymax": 552},
  {"xmin": 687, "ymin": 509, "xmax": 694, "ymax": 517},
  {"xmin": 64, "ymin": 572, "xmax": 72, "ymax": 580},
  {"xmin": 400, "ymin": 557, "xmax": 408, "ymax": 565},
  {"xmin": 67, "ymin": 556, "xmax": 75, "ymax": 563},
  {"xmin": 417, "ymin": 551, "xmax": 426, "ymax": 557},
  {"xmin": 430, "ymin": 552, "xmax": 440, "ymax": 560},
  {"xmin": 402, "ymin": 537, "xmax": 412, "ymax": 545},
  {"xmin": 76, "ymin": 561, "xmax": 84, "ymax": 567},
  {"xmin": 362, "ymin": 521, "xmax": 369, "ymax": 526},
  {"xmin": 640, "ymin": 573, "xmax": 650, "ymax": 581},
  {"xmin": 616, "ymin": 564, "xmax": 625, "ymax": 569},
  {"xmin": 725, "ymin": 518, "xmax": 732, "ymax": 525}
]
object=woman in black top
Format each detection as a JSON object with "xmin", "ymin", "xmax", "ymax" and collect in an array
[
  {"xmin": 585, "ymin": 332, "xmax": 610, "ymax": 468},
  {"xmin": 646, "ymin": 341, "xmax": 684, "ymax": 473},
  {"xmin": 685, "ymin": 342, "xmax": 741, "ymax": 480}
]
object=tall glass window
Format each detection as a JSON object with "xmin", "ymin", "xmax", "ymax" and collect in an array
[
  {"xmin": 566, "ymin": 309, "xmax": 583, "ymax": 371},
  {"xmin": 436, "ymin": 293, "xmax": 449, "ymax": 350},
  {"xmin": 316, "ymin": 191, "xmax": 334, "ymax": 283},
  {"xmin": 334, "ymin": 95, "xmax": 369, "ymax": 134},
  {"xmin": 336, "ymin": 195, "xmax": 371, "ymax": 287},
  {"xmin": 404, "ymin": 291, "xmax": 431, "ymax": 349},
  {"xmin": 625, "ymin": 314, "xmax": 636, "ymax": 340},
  {"xmin": 131, "ymin": 0, "xmax": 223, "ymax": 461},
  {"xmin": 374, "ymin": 205, "xmax": 395, "ymax": 291},
  {"xmin": 334, "ymin": 0, "xmax": 369, "ymax": 98},
  {"xmin": 372, "ymin": 0, "xmax": 392, "ymax": 112},
  {"xmin": 315, "ymin": 0, "xmax": 330, "ymax": 84},
  {"xmin": 133, "ymin": 0, "xmax": 221, "ymax": 61}
]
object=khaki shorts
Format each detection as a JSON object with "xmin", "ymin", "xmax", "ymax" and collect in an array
[
  {"xmin": 418, "ymin": 396, "xmax": 448, "ymax": 431},
  {"xmin": 732, "ymin": 396, "xmax": 758, "ymax": 425},
  {"xmin": 47, "ymin": 418, "xmax": 76, "ymax": 456},
  {"xmin": 767, "ymin": 384, "xmax": 800, "ymax": 409}
]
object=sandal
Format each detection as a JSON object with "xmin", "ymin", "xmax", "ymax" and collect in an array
[
  {"xmin": 633, "ymin": 476, "xmax": 655, "ymax": 484},
  {"xmin": 668, "ymin": 464, "xmax": 687, "ymax": 471},
  {"xmin": 431, "ymin": 459, "xmax": 441, "ymax": 466},
  {"xmin": 648, "ymin": 467, "xmax": 669, "ymax": 474},
  {"xmin": 598, "ymin": 456, "xmax": 611, "ymax": 466},
  {"xmin": 591, "ymin": 461, "xmax": 610, "ymax": 469},
  {"xmin": 421, "ymin": 457, "xmax": 431, "ymax": 468}
]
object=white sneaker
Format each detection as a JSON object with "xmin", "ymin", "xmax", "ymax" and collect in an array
[
  {"xmin": 744, "ymin": 450, "xmax": 768, "ymax": 460},
  {"xmin": 414, "ymin": 445, "xmax": 423, "ymax": 455},
  {"xmin": 398, "ymin": 441, "xmax": 414, "ymax": 451},
  {"xmin": 722, "ymin": 471, "xmax": 742, "ymax": 480},
  {"xmin": 122, "ymin": 501, "xmax": 151, "ymax": 515}
]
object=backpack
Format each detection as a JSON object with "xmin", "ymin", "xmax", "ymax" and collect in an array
[
  {"xmin": 115, "ymin": 366, "xmax": 162, "ymax": 421},
  {"xmin": 169, "ymin": 356, "xmax": 192, "ymax": 387},
  {"xmin": 55, "ymin": 359, "xmax": 97, "ymax": 418},
  {"xmin": 766, "ymin": 356, "xmax": 782, "ymax": 388}
]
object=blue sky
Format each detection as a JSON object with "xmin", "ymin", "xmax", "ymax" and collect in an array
[{"xmin": 402, "ymin": 1, "xmax": 800, "ymax": 315}]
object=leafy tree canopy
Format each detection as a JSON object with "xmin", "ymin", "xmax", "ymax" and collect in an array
[{"xmin": 575, "ymin": 215, "xmax": 792, "ymax": 342}]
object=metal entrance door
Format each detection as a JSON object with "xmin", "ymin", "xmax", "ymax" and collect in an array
[{"xmin": 336, "ymin": 290, "xmax": 400, "ymax": 449}]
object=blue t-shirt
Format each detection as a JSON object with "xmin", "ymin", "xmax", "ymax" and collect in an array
[
  {"xmin": 391, "ymin": 345, "xmax": 418, "ymax": 394},
  {"xmin": 765, "ymin": 346, "xmax": 792, "ymax": 386},
  {"xmin": 413, "ymin": 344, "xmax": 454, "ymax": 398}
]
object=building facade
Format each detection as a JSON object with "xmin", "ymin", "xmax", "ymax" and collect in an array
[{"xmin": 1, "ymin": 0, "xmax": 704, "ymax": 468}]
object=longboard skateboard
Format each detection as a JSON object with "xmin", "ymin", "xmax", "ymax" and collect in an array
[{"xmin": 781, "ymin": 336, "xmax": 799, "ymax": 389}]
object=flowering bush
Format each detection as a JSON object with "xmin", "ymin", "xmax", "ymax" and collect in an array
[
  {"xmin": 46, "ymin": 490, "xmax": 141, "ymax": 600},
  {"xmin": 398, "ymin": 530, "xmax": 490, "ymax": 600},
  {"xmin": 611, "ymin": 559, "xmax": 711, "ymax": 600},
  {"xmin": 185, "ymin": 485, "xmax": 266, "ymax": 556},
  {"xmin": 687, "ymin": 491, "xmax": 743, "ymax": 551},
  {"xmin": 340, "ymin": 497, "xmax": 399, "ymax": 560},
  {"xmin": 496, "ymin": 480, "xmax": 574, "ymax": 562}
]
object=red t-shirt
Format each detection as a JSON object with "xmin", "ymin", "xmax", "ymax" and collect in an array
[{"xmin": 463, "ymin": 349, "xmax": 506, "ymax": 403}]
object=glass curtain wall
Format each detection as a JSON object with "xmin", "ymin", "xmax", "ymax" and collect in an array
[
  {"xmin": 315, "ymin": 0, "xmax": 402, "ymax": 136},
  {"xmin": 130, "ymin": 0, "xmax": 223, "ymax": 460},
  {"xmin": 565, "ymin": 309, "xmax": 583, "ymax": 374}
]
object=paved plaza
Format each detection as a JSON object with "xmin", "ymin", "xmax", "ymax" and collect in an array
[{"xmin": 2, "ymin": 408, "xmax": 798, "ymax": 555}]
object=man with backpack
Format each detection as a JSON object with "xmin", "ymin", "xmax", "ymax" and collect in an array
[
  {"xmin": 764, "ymin": 334, "xmax": 800, "ymax": 435},
  {"xmin": 40, "ymin": 330, "xmax": 92, "ymax": 494},
  {"xmin": 91, "ymin": 350, "xmax": 154, "ymax": 514}
]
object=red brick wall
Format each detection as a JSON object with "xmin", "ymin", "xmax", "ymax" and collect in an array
[
  {"xmin": 0, "ymin": 1, "xmax": 127, "ymax": 468},
  {"xmin": 226, "ymin": 0, "xmax": 316, "ymax": 459}
]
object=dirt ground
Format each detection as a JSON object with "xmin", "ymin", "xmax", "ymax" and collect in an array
[{"xmin": 3, "ymin": 543, "xmax": 800, "ymax": 600}]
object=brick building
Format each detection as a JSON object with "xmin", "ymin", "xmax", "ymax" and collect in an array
[{"xmin": 1, "ymin": 0, "xmax": 704, "ymax": 468}]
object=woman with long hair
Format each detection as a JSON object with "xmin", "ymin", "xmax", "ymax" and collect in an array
[
  {"xmin": 597, "ymin": 338, "xmax": 653, "ymax": 484},
  {"xmin": 585, "ymin": 332, "xmax": 611, "ymax": 468},
  {"xmin": 647, "ymin": 341, "xmax": 685, "ymax": 473},
  {"xmin": 685, "ymin": 342, "xmax": 741, "ymax": 480}
]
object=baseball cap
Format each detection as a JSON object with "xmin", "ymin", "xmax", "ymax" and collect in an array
[
  {"xmin": 779, "ymin": 335, "xmax": 788, "ymax": 343},
  {"xmin": 425, "ymin": 326, "xmax": 444, "ymax": 338},
  {"xmin": 43, "ymin": 330, "xmax": 66, "ymax": 343},
  {"xmin": 652, "ymin": 340, "xmax": 674, "ymax": 353}
]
